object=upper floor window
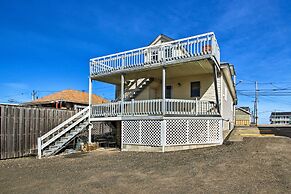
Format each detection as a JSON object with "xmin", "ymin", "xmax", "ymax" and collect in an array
[
  {"xmin": 165, "ymin": 47, "xmax": 173, "ymax": 59},
  {"xmin": 151, "ymin": 50, "xmax": 159, "ymax": 61},
  {"xmin": 191, "ymin": 81, "xmax": 200, "ymax": 97}
]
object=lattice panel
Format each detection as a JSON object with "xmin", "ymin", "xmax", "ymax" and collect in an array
[
  {"xmin": 208, "ymin": 119, "xmax": 221, "ymax": 143},
  {"xmin": 122, "ymin": 121, "xmax": 139, "ymax": 144},
  {"xmin": 165, "ymin": 118, "xmax": 222, "ymax": 145},
  {"xmin": 188, "ymin": 120, "xmax": 208, "ymax": 144},
  {"xmin": 122, "ymin": 118, "xmax": 221, "ymax": 147},
  {"xmin": 122, "ymin": 120, "xmax": 162, "ymax": 146},
  {"xmin": 166, "ymin": 120, "xmax": 188, "ymax": 145},
  {"xmin": 140, "ymin": 120, "xmax": 162, "ymax": 146}
]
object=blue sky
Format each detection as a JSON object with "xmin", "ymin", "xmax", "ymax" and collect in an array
[{"xmin": 0, "ymin": 0, "xmax": 291, "ymax": 123}]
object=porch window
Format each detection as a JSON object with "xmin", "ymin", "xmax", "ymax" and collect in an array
[{"xmin": 190, "ymin": 82, "xmax": 200, "ymax": 97}]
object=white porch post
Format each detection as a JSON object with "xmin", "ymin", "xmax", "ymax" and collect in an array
[
  {"xmin": 37, "ymin": 137, "xmax": 42, "ymax": 159},
  {"xmin": 161, "ymin": 120, "xmax": 166, "ymax": 152},
  {"xmin": 88, "ymin": 77, "xmax": 92, "ymax": 143},
  {"xmin": 162, "ymin": 67, "xmax": 166, "ymax": 115},
  {"xmin": 121, "ymin": 74, "xmax": 125, "ymax": 115}
]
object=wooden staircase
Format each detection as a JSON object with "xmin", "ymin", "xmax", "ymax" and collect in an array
[
  {"xmin": 115, "ymin": 78, "xmax": 154, "ymax": 101},
  {"xmin": 38, "ymin": 107, "xmax": 90, "ymax": 158}
]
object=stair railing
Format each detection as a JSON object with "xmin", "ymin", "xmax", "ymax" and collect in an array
[{"xmin": 37, "ymin": 106, "xmax": 89, "ymax": 158}]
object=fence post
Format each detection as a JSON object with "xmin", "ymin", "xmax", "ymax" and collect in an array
[{"xmin": 37, "ymin": 137, "xmax": 42, "ymax": 159}]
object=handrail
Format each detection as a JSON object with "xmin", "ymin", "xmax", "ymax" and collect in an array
[
  {"xmin": 90, "ymin": 32, "xmax": 214, "ymax": 60},
  {"xmin": 91, "ymin": 99, "xmax": 218, "ymax": 117},
  {"xmin": 40, "ymin": 106, "xmax": 89, "ymax": 141},
  {"xmin": 90, "ymin": 32, "xmax": 220, "ymax": 76},
  {"xmin": 41, "ymin": 112, "xmax": 89, "ymax": 149}
]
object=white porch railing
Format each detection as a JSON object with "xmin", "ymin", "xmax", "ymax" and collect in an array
[
  {"xmin": 90, "ymin": 32, "xmax": 220, "ymax": 76},
  {"xmin": 91, "ymin": 99, "xmax": 218, "ymax": 117}
]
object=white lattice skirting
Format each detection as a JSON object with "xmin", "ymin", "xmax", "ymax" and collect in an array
[{"xmin": 121, "ymin": 118, "xmax": 223, "ymax": 151}]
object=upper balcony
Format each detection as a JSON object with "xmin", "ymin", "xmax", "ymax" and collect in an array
[{"xmin": 90, "ymin": 32, "xmax": 220, "ymax": 78}]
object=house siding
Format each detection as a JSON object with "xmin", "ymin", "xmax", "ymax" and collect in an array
[
  {"xmin": 235, "ymin": 109, "xmax": 251, "ymax": 126},
  {"xmin": 135, "ymin": 73, "xmax": 216, "ymax": 101},
  {"xmin": 221, "ymin": 76, "xmax": 235, "ymax": 130}
]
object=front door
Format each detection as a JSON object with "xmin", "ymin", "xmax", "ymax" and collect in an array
[{"xmin": 166, "ymin": 85, "xmax": 172, "ymax": 99}]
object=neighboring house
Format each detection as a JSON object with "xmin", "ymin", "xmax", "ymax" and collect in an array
[
  {"xmin": 24, "ymin": 89, "xmax": 107, "ymax": 110},
  {"xmin": 88, "ymin": 32, "xmax": 237, "ymax": 152},
  {"xmin": 235, "ymin": 107, "xmax": 251, "ymax": 126},
  {"xmin": 270, "ymin": 112, "xmax": 291, "ymax": 125}
]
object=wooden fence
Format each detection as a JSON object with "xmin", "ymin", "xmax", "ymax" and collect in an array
[{"xmin": 0, "ymin": 105, "xmax": 75, "ymax": 160}]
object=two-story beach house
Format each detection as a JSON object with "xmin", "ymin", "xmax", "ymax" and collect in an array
[
  {"xmin": 37, "ymin": 32, "xmax": 237, "ymax": 158},
  {"xmin": 89, "ymin": 32, "xmax": 237, "ymax": 152}
]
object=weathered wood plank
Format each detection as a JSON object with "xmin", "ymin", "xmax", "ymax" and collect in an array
[
  {"xmin": 0, "ymin": 105, "xmax": 75, "ymax": 160},
  {"xmin": 19, "ymin": 108, "xmax": 24, "ymax": 158}
]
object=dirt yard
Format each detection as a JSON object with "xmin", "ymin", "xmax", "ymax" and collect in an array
[{"xmin": 0, "ymin": 137, "xmax": 290, "ymax": 194}]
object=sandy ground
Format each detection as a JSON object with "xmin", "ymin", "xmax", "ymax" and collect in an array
[{"xmin": 0, "ymin": 137, "xmax": 290, "ymax": 194}]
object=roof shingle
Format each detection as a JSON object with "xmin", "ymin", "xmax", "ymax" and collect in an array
[{"xmin": 27, "ymin": 90, "xmax": 107, "ymax": 105}]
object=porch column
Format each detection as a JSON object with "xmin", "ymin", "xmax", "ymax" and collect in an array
[
  {"xmin": 162, "ymin": 67, "xmax": 166, "ymax": 115},
  {"xmin": 121, "ymin": 74, "xmax": 125, "ymax": 115},
  {"xmin": 88, "ymin": 77, "xmax": 92, "ymax": 143},
  {"xmin": 212, "ymin": 64, "xmax": 220, "ymax": 114}
]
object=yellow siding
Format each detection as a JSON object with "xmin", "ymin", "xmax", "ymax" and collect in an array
[
  {"xmin": 235, "ymin": 120, "xmax": 250, "ymax": 126},
  {"xmin": 136, "ymin": 73, "xmax": 215, "ymax": 101}
]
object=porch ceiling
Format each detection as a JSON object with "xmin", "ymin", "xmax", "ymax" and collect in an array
[{"xmin": 93, "ymin": 58, "xmax": 213, "ymax": 85}]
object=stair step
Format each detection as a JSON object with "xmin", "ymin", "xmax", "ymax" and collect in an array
[
  {"xmin": 55, "ymin": 140, "xmax": 66, "ymax": 145},
  {"xmin": 43, "ymin": 149, "xmax": 55, "ymax": 155},
  {"xmin": 61, "ymin": 136, "xmax": 71, "ymax": 141},
  {"xmin": 65, "ymin": 134, "xmax": 75, "ymax": 139},
  {"xmin": 49, "ymin": 145, "xmax": 61, "ymax": 149},
  {"xmin": 70, "ymin": 129, "xmax": 79, "ymax": 133}
]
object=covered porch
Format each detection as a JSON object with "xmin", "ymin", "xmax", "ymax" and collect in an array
[{"xmin": 89, "ymin": 57, "xmax": 221, "ymax": 120}]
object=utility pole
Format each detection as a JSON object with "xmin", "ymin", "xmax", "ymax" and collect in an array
[
  {"xmin": 254, "ymin": 81, "xmax": 258, "ymax": 125},
  {"xmin": 31, "ymin": 90, "xmax": 37, "ymax": 101}
]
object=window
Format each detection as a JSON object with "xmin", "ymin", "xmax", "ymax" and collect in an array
[
  {"xmin": 151, "ymin": 49, "xmax": 159, "ymax": 61},
  {"xmin": 165, "ymin": 47, "xmax": 173, "ymax": 59},
  {"xmin": 166, "ymin": 85, "xmax": 172, "ymax": 99},
  {"xmin": 191, "ymin": 82, "xmax": 200, "ymax": 97}
]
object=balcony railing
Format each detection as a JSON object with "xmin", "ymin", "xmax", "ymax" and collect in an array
[
  {"xmin": 91, "ymin": 99, "xmax": 218, "ymax": 117},
  {"xmin": 90, "ymin": 32, "xmax": 220, "ymax": 76}
]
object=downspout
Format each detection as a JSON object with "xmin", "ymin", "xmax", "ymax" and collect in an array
[{"xmin": 212, "ymin": 63, "xmax": 220, "ymax": 114}]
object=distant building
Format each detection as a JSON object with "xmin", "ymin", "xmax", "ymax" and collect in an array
[
  {"xmin": 24, "ymin": 89, "xmax": 107, "ymax": 110},
  {"xmin": 270, "ymin": 112, "xmax": 291, "ymax": 125},
  {"xmin": 235, "ymin": 107, "xmax": 251, "ymax": 126}
]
